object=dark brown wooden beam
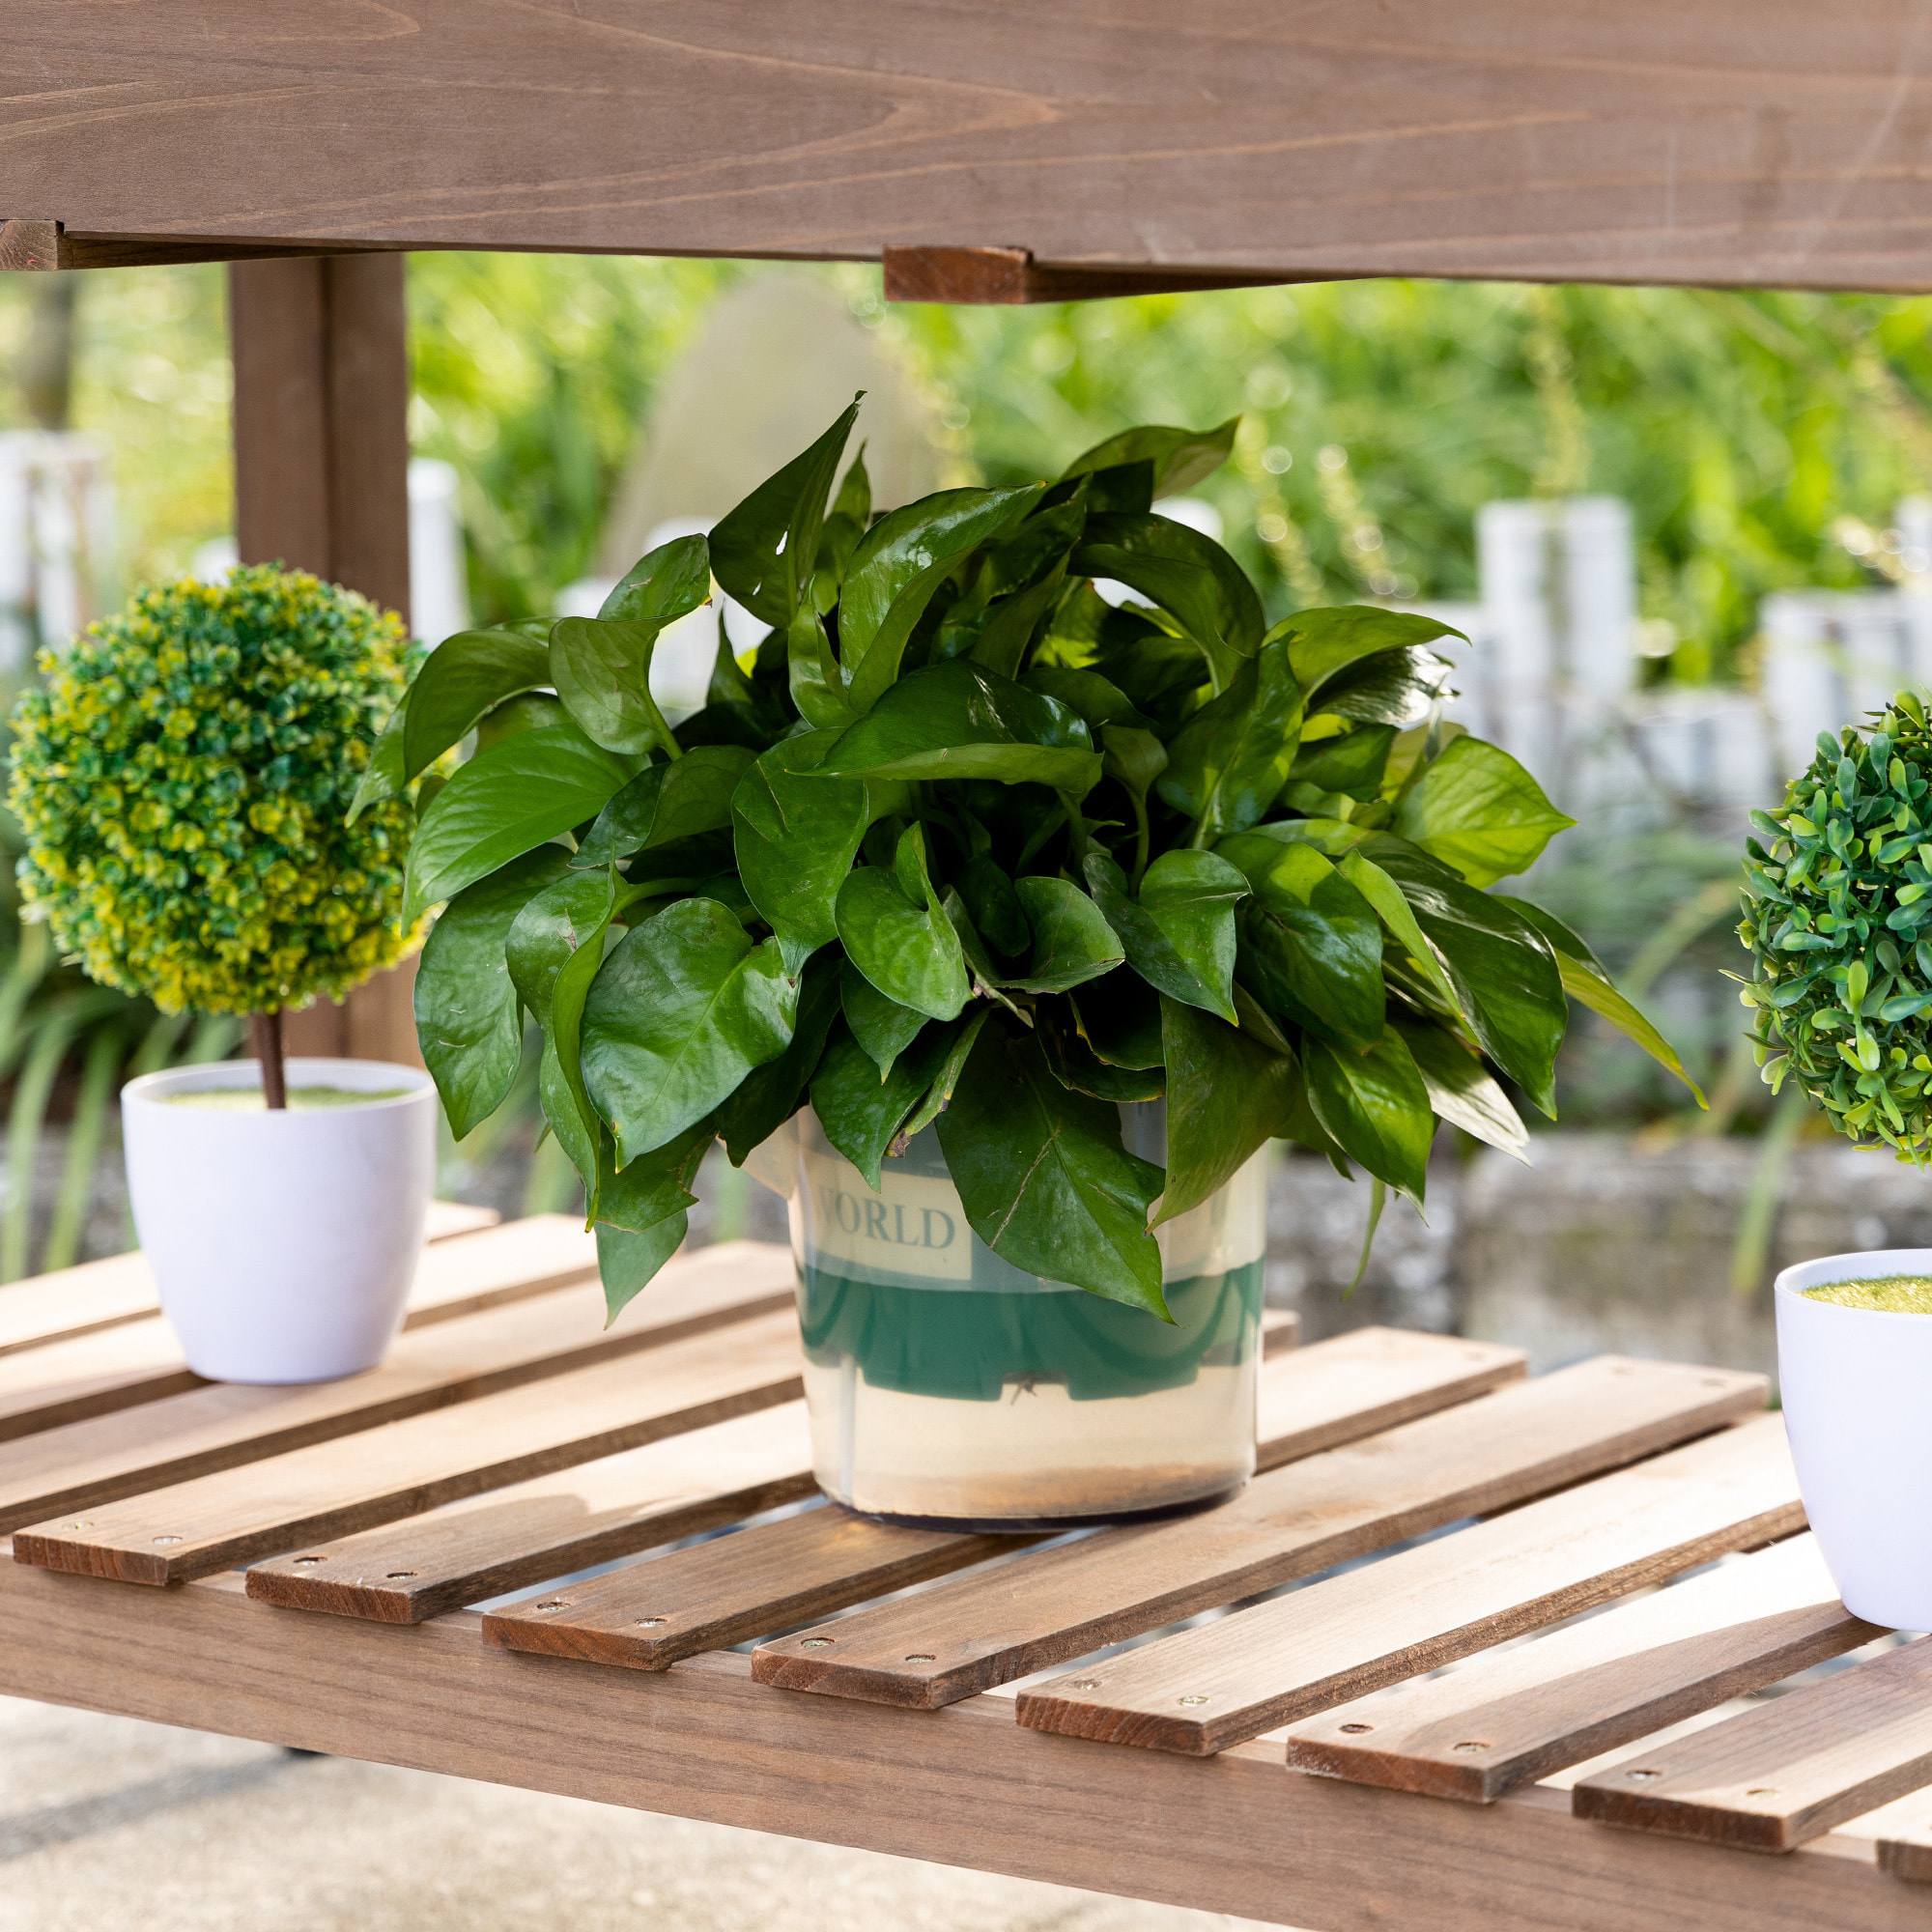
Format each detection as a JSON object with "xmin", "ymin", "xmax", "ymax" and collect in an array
[
  {"xmin": 0, "ymin": 219, "xmax": 389, "ymax": 272},
  {"xmin": 882, "ymin": 246, "xmax": 1317, "ymax": 305},
  {"xmin": 8, "ymin": 3, "xmax": 1932, "ymax": 294},
  {"xmin": 229, "ymin": 255, "xmax": 419, "ymax": 1064}
]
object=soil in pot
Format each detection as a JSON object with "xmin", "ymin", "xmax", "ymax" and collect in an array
[{"xmin": 1803, "ymin": 1274, "xmax": 1932, "ymax": 1313}]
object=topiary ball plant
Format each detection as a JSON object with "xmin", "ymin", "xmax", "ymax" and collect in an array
[
  {"xmin": 1739, "ymin": 695, "xmax": 1932, "ymax": 1153},
  {"xmin": 9, "ymin": 563, "xmax": 424, "ymax": 1103}
]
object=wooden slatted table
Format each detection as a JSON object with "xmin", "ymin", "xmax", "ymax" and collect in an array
[{"xmin": 4, "ymin": 1228, "xmax": 1931, "ymax": 1932}]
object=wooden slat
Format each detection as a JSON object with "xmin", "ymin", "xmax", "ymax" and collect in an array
[
  {"xmin": 1017, "ymin": 1415, "xmax": 1802, "ymax": 1754},
  {"xmin": 248, "ymin": 1403, "xmax": 818, "ymax": 1623},
  {"xmin": 2, "ymin": 1565, "xmax": 1919, "ymax": 1932},
  {"xmin": 752, "ymin": 1355, "xmax": 1766, "ymax": 1709},
  {"xmin": 1260, "ymin": 1307, "xmax": 1298, "ymax": 1355},
  {"xmin": 0, "ymin": 1212, "xmax": 600, "ymax": 1437},
  {"xmin": 1863, "ymin": 1789, "xmax": 1932, "ymax": 1883},
  {"xmin": 1281, "ymin": 1534, "xmax": 1878, "ymax": 1800},
  {"xmin": 0, "ymin": 1195, "xmax": 497, "ymax": 1359},
  {"xmin": 0, "ymin": 1241, "xmax": 793, "ymax": 1531},
  {"xmin": 484, "ymin": 1501, "xmax": 1028, "ymax": 1669},
  {"xmin": 13, "ymin": 1306, "xmax": 804, "ymax": 1582},
  {"xmin": 1573, "ymin": 1636, "xmax": 1932, "ymax": 1852},
  {"xmin": 232, "ymin": 1321, "xmax": 1387, "ymax": 1631}
]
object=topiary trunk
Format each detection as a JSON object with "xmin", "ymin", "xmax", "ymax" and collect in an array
[{"xmin": 249, "ymin": 1011, "xmax": 287, "ymax": 1110}]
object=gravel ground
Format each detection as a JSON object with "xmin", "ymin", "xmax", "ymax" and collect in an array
[{"xmin": 0, "ymin": 1695, "xmax": 1278, "ymax": 1932}]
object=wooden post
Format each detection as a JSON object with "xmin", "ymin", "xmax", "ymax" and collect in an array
[{"xmin": 229, "ymin": 254, "xmax": 422, "ymax": 1067}]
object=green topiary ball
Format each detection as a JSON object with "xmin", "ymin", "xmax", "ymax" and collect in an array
[
  {"xmin": 9, "ymin": 563, "xmax": 422, "ymax": 1017},
  {"xmin": 1739, "ymin": 692, "xmax": 1932, "ymax": 1156}
]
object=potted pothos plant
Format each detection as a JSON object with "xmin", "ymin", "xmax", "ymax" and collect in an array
[
  {"xmin": 1745, "ymin": 702, "xmax": 1932, "ymax": 1626},
  {"xmin": 392, "ymin": 401, "xmax": 1691, "ymax": 1527},
  {"xmin": 10, "ymin": 566, "xmax": 439, "ymax": 1384}
]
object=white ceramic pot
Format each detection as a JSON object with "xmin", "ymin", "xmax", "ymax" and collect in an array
[
  {"xmin": 122, "ymin": 1057, "xmax": 438, "ymax": 1384},
  {"xmin": 1776, "ymin": 1246, "xmax": 1932, "ymax": 1629}
]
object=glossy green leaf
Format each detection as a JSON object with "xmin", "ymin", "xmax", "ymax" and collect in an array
[
  {"xmin": 811, "ymin": 1018, "xmax": 960, "ymax": 1191},
  {"xmin": 538, "ymin": 1033, "xmax": 601, "ymax": 1214},
  {"xmin": 399, "ymin": 629, "xmax": 553, "ymax": 786},
  {"xmin": 348, "ymin": 698, "xmax": 410, "ymax": 824},
  {"xmin": 1083, "ymin": 851, "xmax": 1244, "ymax": 1024},
  {"xmin": 1391, "ymin": 736, "xmax": 1576, "ymax": 886},
  {"xmin": 573, "ymin": 746, "xmax": 755, "ymax": 869},
  {"xmin": 953, "ymin": 854, "xmax": 1030, "ymax": 959},
  {"xmin": 970, "ymin": 564, "xmax": 1068, "ymax": 681},
  {"xmin": 1237, "ymin": 815, "xmax": 1368, "ymax": 858},
  {"xmin": 1006, "ymin": 876, "xmax": 1124, "ymax": 993},
  {"xmin": 840, "ymin": 486, "xmax": 1043, "ymax": 714},
  {"xmin": 937, "ymin": 1022, "xmax": 1168, "ymax": 1317},
  {"xmin": 597, "ymin": 532, "xmax": 712, "ymax": 627},
  {"xmin": 1062, "ymin": 418, "xmax": 1240, "ymax": 500},
  {"xmin": 814, "ymin": 661, "xmax": 1102, "ymax": 792},
  {"xmin": 895, "ymin": 1008, "xmax": 992, "ymax": 1146},
  {"xmin": 785, "ymin": 608, "xmax": 854, "ymax": 729},
  {"xmin": 835, "ymin": 825, "xmax": 971, "ymax": 1021},
  {"xmin": 549, "ymin": 616, "xmax": 679, "ymax": 757},
  {"xmin": 413, "ymin": 845, "xmax": 574, "ymax": 1140},
  {"xmin": 474, "ymin": 693, "xmax": 569, "ymax": 753},
  {"xmin": 405, "ymin": 724, "xmax": 639, "ymax": 923},
  {"xmin": 841, "ymin": 957, "xmax": 927, "ymax": 1078},
  {"xmin": 1499, "ymin": 896, "xmax": 1706, "ymax": 1103},
  {"xmin": 715, "ymin": 951, "xmax": 843, "ymax": 1165},
  {"xmin": 1390, "ymin": 1014, "xmax": 1529, "ymax": 1160},
  {"xmin": 581, "ymin": 898, "xmax": 798, "ymax": 1166},
  {"xmin": 1038, "ymin": 999, "xmax": 1165, "ymax": 1102},
  {"xmin": 596, "ymin": 1213, "xmax": 692, "ymax": 1325},
  {"xmin": 709, "ymin": 397, "xmax": 860, "ymax": 627},
  {"xmin": 1072, "ymin": 512, "xmax": 1264, "ymax": 690},
  {"xmin": 1301, "ymin": 1028, "xmax": 1435, "ymax": 1204},
  {"xmin": 1156, "ymin": 995, "xmax": 1298, "ymax": 1225},
  {"xmin": 594, "ymin": 1115, "xmax": 710, "ymax": 1238},
  {"xmin": 1336, "ymin": 847, "xmax": 1469, "ymax": 1025},
  {"xmin": 1290, "ymin": 723, "xmax": 1397, "ymax": 802},
  {"xmin": 731, "ymin": 730, "xmax": 869, "ymax": 962},
  {"xmin": 1069, "ymin": 964, "xmax": 1167, "ymax": 1069},
  {"xmin": 1313, "ymin": 647, "xmax": 1456, "ymax": 731},
  {"xmin": 1021, "ymin": 666, "xmax": 1153, "ymax": 730},
  {"xmin": 1282, "ymin": 606, "xmax": 1469, "ymax": 704},
  {"xmin": 1219, "ymin": 836, "xmax": 1384, "ymax": 1048},
  {"xmin": 941, "ymin": 890, "xmax": 1032, "ymax": 1022},
  {"xmin": 1357, "ymin": 835, "xmax": 1566, "ymax": 1116},
  {"xmin": 1154, "ymin": 633, "xmax": 1303, "ymax": 840}
]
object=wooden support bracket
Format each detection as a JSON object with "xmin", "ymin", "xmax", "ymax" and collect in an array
[
  {"xmin": 0, "ymin": 219, "xmax": 391, "ymax": 272},
  {"xmin": 881, "ymin": 245, "xmax": 1310, "ymax": 305}
]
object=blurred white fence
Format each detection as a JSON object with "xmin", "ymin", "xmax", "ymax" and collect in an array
[{"xmin": 0, "ymin": 432, "xmax": 115, "ymax": 674}]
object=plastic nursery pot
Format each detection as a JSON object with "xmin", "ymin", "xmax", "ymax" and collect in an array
[
  {"xmin": 746, "ymin": 1104, "xmax": 1265, "ymax": 1530},
  {"xmin": 121, "ymin": 1057, "xmax": 438, "ymax": 1384},
  {"xmin": 1776, "ymin": 1246, "xmax": 1932, "ymax": 1630}
]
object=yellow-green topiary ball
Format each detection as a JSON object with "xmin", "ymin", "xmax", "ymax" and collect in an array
[{"xmin": 9, "ymin": 564, "xmax": 423, "ymax": 1016}]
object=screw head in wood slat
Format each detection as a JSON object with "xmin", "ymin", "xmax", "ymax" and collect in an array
[
  {"xmin": 385, "ymin": 1571, "xmax": 416, "ymax": 1580},
  {"xmin": 634, "ymin": 1618, "xmax": 668, "ymax": 1628},
  {"xmin": 1453, "ymin": 1742, "xmax": 1490, "ymax": 1753},
  {"xmin": 61, "ymin": 1521, "xmax": 94, "ymax": 1530},
  {"xmin": 292, "ymin": 1556, "xmax": 325, "ymax": 1568},
  {"xmin": 905, "ymin": 1654, "xmax": 935, "ymax": 1663},
  {"xmin": 800, "ymin": 1638, "xmax": 835, "ymax": 1649},
  {"xmin": 153, "ymin": 1535, "xmax": 183, "ymax": 1545},
  {"xmin": 1178, "ymin": 1695, "xmax": 1208, "ymax": 1707},
  {"xmin": 1067, "ymin": 1680, "xmax": 1098, "ymax": 1690},
  {"xmin": 1747, "ymin": 1788, "xmax": 1779, "ymax": 1798},
  {"xmin": 533, "ymin": 1598, "xmax": 568, "ymax": 1610},
  {"xmin": 1339, "ymin": 1723, "xmax": 1372, "ymax": 1734},
  {"xmin": 1627, "ymin": 1769, "xmax": 1662, "ymax": 1781}
]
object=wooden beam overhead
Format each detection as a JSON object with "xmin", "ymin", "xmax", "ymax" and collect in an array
[{"xmin": 6, "ymin": 3, "xmax": 1932, "ymax": 294}]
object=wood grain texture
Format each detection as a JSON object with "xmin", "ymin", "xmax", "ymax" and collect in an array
[
  {"xmin": 1018, "ymin": 1414, "xmax": 1802, "ymax": 1754},
  {"xmin": 14, "ymin": 4, "xmax": 1932, "ymax": 292},
  {"xmin": 0, "ymin": 1240, "xmax": 794, "ymax": 1531},
  {"xmin": 0, "ymin": 1211, "xmax": 588, "ymax": 1439},
  {"xmin": 0, "ymin": 1557, "xmax": 1918, "ymax": 1932},
  {"xmin": 753, "ymin": 1356, "xmax": 1766, "ymax": 1708},
  {"xmin": 13, "ymin": 1307, "xmax": 803, "ymax": 1581},
  {"xmin": 1866, "ymin": 1788, "xmax": 1932, "ymax": 1883},
  {"xmin": 1282, "ymin": 1534, "xmax": 1878, "ymax": 1801},
  {"xmin": 484, "ymin": 1498, "xmax": 1027, "ymax": 1669},
  {"xmin": 248, "ymin": 1402, "xmax": 818, "ymax": 1622},
  {"xmin": 882, "ymin": 245, "xmax": 1305, "ymax": 303},
  {"xmin": 0, "ymin": 1197, "xmax": 496, "ymax": 1360},
  {"xmin": 1574, "ymin": 1635, "xmax": 1932, "ymax": 1852}
]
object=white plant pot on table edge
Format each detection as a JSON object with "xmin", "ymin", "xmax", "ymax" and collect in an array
[
  {"xmin": 1776, "ymin": 1245, "xmax": 1932, "ymax": 1630},
  {"xmin": 122, "ymin": 1056, "xmax": 438, "ymax": 1384}
]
